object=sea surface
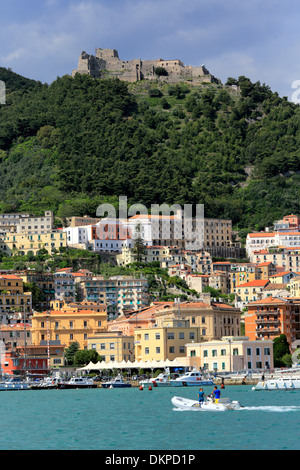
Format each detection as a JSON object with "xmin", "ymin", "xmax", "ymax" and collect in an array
[{"xmin": 0, "ymin": 384, "xmax": 299, "ymax": 451}]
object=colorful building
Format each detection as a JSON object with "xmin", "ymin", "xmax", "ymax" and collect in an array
[
  {"xmin": 245, "ymin": 296, "xmax": 300, "ymax": 346},
  {"xmin": 31, "ymin": 303, "xmax": 108, "ymax": 350},
  {"xmin": 87, "ymin": 331, "xmax": 134, "ymax": 362},
  {"xmin": 234, "ymin": 280, "xmax": 270, "ymax": 308},
  {"xmin": 0, "ymin": 274, "xmax": 32, "ymax": 313}
]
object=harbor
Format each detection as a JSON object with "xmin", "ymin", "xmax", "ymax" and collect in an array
[{"xmin": 0, "ymin": 384, "xmax": 300, "ymax": 450}]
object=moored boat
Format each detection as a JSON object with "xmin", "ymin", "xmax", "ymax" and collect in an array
[
  {"xmin": 101, "ymin": 374, "xmax": 131, "ymax": 389},
  {"xmin": 170, "ymin": 369, "xmax": 215, "ymax": 387},
  {"xmin": 253, "ymin": 367, "xmax": 300, "ymax": 391},
  {"xmin": 139, "ymin": 370, "xmax": 180, "ymax": 387},
  {"xmin": 58, "ymin": 376, "xmax": 98, "ymax": 389},
  {"xmin": 0, "ymin": 377, "xmax": 31, "ymax": 391}
]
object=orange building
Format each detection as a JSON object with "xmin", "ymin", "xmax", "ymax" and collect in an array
[{"xmin": 245, "ymin": 296, "xmax": 300, "ymax": 348}]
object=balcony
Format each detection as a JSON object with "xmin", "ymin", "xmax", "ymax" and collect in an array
[
  {"xmin": 255, "ymin": 318, "xmax": 279, "ymax": 325},
  {"xmin": 256, "ymin": 326, "xmax": 281, "ymax": 334}
]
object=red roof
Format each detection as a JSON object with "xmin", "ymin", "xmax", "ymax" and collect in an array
[
  {"xmin": 248, "ymin": 233, "xmax": 275, "ymax": 238},
  {"xmin": 237, "ymin": 280, "xmax": 269, "ymax": 288}
]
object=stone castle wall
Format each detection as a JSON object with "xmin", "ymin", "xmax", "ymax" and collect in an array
[{"xmin": 72, "ymin": 48, "xmax": 219, "ymax": 84}]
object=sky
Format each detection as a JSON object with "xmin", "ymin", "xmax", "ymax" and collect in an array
[{"xmin": 1, "ymin": 0, "xmax": 300, "ymax": 101}]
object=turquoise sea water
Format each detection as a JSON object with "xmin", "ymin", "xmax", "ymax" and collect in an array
[{"xmin": 0, "ymin": 384, "xmax": 299, "ymax": 450}]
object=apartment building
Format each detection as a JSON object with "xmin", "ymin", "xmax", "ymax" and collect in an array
[
  {"xmin": 16, "ymin": 211, "xmax": 53, "ymax": 234},
  {"xmin": 186, "ymin": 274, "xmax": 209, "ymax": 293},
  {"xmin": 0, "ymin": 230, "xmax": 67, "ymax": 256},
  {"xmin": 77, "ymin": 276, "xmax": 149, "ymax": 318},
  {"xmin": 185, "ymin": 336, "xmax": 273, "ymax": 372},
  {"xmin": 245, "ymin": 296, "xmax": 300, "ymax": 345},
  {"xmin": 18, "ymin": 271, "xmax": 55, "ymax": 310},
  {"xmin": 134, "ymin": 317, "xmax": 200, "ymax": 362},
  {"xmin": 250, "ymin": 247, "xmax": 300, "ymax": 271},
  {"xmin": 87, "ymin": 331, "xmax": 134, "ymax": 362},
  {"xmin": 0, "ymin": 212, "xmax": 31, "ymax": 233},
  {"xmin": 209, "ymin": 271, "xmax": 230, "ymax": 294},
  {"xmin": 0, "ymin": 274, "xmax": 32, "ymax": 314},
  {"xmin": 54, "ymin": 271, "xmax": 76, "ymax": 303},
  {"xmin": 195, "ymin": 251, "xmax": 213, "ymax": 274},
  {"xmin": 246, "ymin": 231, "xmax": 300, "ymax": 256},
  {"xmin": 274, "ymin": 215, "xmax": 300, "ymax": 232},
  {"xmin": 31, "ymin": 303, "xmax": 107, "ymax": 350},
  {"xmin": 234, "ymin": 280, "xmax": 270, "ymax": 309},
  {"xmin": 153, "ymin": 298, "xmax": 241, "ymax": 341},
  {"xmin": 288, "ymin": 276, "xmax": 300, "ymax": 298}
]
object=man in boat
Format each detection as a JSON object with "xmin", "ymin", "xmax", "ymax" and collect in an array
[
  {"xmin": 211, "ymin": 386, "xmax": 221, "ymax": 403},
  {"xmin": 198, "ymin": 388, "xmax": 206, "ymax": 406}
]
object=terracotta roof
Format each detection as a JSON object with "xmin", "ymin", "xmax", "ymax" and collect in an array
[
  {"xmin": 257, "ymin": 262, "xmax": 273, "ymax": 266},
  {"xmin": 0, "ymin": 275, "xmax": 22, "ymax": 280},
  {"xmin": 247, "ymin": 296, "xmax": 290, "ymax": 305},
  {"xmin": 237, "ymin": 280, "xmax": 269, "ymax": 288},
  {"xmin": 248, "ymin": 233, "xmax": 275, "ymax": 238},
  {"xmin": 270, "ymin": 271, "xmax": 293, "ymax": 278}
]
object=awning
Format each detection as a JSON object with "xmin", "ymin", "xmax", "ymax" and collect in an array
[{"xmin": 77, "ymin": 358, "xmax": 186, "ymax": 371}]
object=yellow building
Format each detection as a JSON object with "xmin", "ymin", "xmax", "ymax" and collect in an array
[
  {"xmin": 230, "ymin": 264, "xmax": 257, "ymax": 290},
  {"xmin": 0, "ymin": 230, "xmax": 67, "ymax": 256},
  {"xmin": 288, "ymin": 276, "xmax": 300, "ymax": 298},
  {"xmin": 87, "ymin": 331, "xmax": 134, "ymax": 362},
  {"xmin": 134, "ymin": 317, "xmax": 200, "ymax": 362},
  {"xmin": 0, "ymin": 274, "xmax": 32, "ymax": 313},
  {"xmin": 234, "ymin": 279, "xmax": 269, "ymax": 308},
  {"xmin": 31, "ymin": 303, "xmax": 108, "ymax": 350},
  {"xmin": 152, "ymin": 298, "xmax": 241, "ymax": 341}
]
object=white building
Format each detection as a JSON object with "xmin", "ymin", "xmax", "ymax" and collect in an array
[
  {"xmin": 90, "ymin": 238, "xmax": 133, "ymax": 253},
  {"xmin": 246, "ymin": 231, "xmax": 300, "ymax": 256},
  {"xmin": 64, "ymin": 225, "xmax": 93, "ymax": 248},
  {"xmin": 185, "ymin": 336, "xmax": 273, "ymax": 372},
  {"xmin": 54, "ymin": 271, "xmax": 76, "ymax": 302}
]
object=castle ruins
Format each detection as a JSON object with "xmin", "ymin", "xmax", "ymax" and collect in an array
[{"xmin": 72, "ymin": 48, "xmax": 219, "ymax": 84}]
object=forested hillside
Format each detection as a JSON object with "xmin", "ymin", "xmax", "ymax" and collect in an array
[{"xmin": 0, "ymin": 67, "xmax": 300, "ymax": 233}]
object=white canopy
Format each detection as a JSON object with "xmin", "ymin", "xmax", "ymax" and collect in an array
[{"xmin": 77, "ymin": 358, "xmax": 186, "ymax": 371}]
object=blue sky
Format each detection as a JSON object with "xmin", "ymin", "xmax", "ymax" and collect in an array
[{"xmin": 1, "ymin": 0, "xmax": 300, "ymax": 100}]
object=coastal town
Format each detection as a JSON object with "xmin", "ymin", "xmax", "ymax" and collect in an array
[{"xmin": 0, "ymin": 209, "xmax": 299, "ymax": 381}]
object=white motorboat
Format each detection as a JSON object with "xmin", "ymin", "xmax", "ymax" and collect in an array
[
  {"xmin": 253, "ymin": 367, "xmax": 300, "ymax": 391},
  {"xmin": 30, "ymin": 376, "xmax": 63, "ymax": 389},
  {"xmin": 0, "ymin": 377, "xmax": 31, "ymax": 391},
  {"xmin": 171, "ymin": 395, "xmax": 242, "ymax": 411},
  {"xmin": 253, "ymin": 376, "xmax": 300, "ymax": 391},
  {"xmin": 58, "ymin": 376, "xmax": 98, "ymax": 389},
  {"xmin": 170, "ymin": 369, "xmax": 215, "ymax": 387},
  {"xmin": 139, "ymin": 370, "xmax": 180, "ymax": 387},
  {"xmin": 101, "ymin": 374, "xmax": 131, "ymax": 389}
]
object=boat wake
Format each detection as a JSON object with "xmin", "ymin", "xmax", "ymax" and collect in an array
[
  {"xmin": 239, "ymin": 405, "xmax": 300, "ymax": 413},
  {"xmin": 173, "ymin": 405, "xmax": 300, "ymax": 413}
]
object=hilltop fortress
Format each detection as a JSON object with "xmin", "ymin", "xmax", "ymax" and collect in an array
[{"xmin": 72, "ymin": 48, "xmax": 219, "ymax": 84}]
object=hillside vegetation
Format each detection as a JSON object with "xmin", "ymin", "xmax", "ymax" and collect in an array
[{"xmin": 0, "ymin": 68, "xmax": 300, "ymax": 233}]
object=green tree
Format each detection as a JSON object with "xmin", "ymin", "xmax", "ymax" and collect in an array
[
  {"xmin": 273, "ymin": 334, "xmax": 290, "ymax": 367},
  {"xmin": 74, "ymin": 349, "xmax": 102, "ymax": 366},
  {"xmin": 64, "ymin": 341, "xmax": 80, "ymax": 366}
]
